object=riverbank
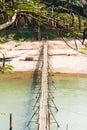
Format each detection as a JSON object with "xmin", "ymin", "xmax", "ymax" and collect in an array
[{"xmin": 0, "ymin": 38, "xmax": 87, "ymax": 75}]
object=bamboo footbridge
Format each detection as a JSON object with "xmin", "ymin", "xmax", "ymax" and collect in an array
[
  {"xmin": 27, "ymin": 40, "xmax": 59, "ymax": 130},
  {"xmin": 0, "ymin": 40, "xmax": 71, "ymax": 130},
  {"xmin": 38, "ymin": 42, "xmax": 50, "ymax": 130},
  {"xmin": 38, "ymin": 41, "xmax": 59, "ymax": 130}
]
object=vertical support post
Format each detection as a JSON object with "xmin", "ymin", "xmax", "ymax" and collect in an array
[
  {"xmin": 52, "ymin": 5, "xmax": 54, "ymax": 26},
  {"xmin": 47, "ymin": 112, "xmax": 50, "ymax": 130},
  {"xmin": 66, "ymin": 124, "xmax": 68, "ymax": 130},
  {"xmin": 52, "ymin": 5, "xmax": 54, "ymax": 17},
  {"xmin": 37, "ymin": 24, "xmax": 41, "ymax": 41},
  {"xmin": 9, "ymin": 113, "xmax": 12, "ymax": 130}
]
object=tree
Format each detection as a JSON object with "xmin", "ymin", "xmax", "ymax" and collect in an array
[{"xmin": 0, "ymin": 0, "xmax": 86, "ymax": 38}]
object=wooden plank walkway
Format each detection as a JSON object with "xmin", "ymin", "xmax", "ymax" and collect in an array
[{"xmin": 38, "ymin": 42, "xmax": 50, "ymax": 130}]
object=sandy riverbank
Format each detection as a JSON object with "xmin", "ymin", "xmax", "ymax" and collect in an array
[{"xmin": 0, "ymin": 38, "xmax": 87, "ymax": 75}]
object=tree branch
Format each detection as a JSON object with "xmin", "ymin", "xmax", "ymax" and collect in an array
[{"xmin": 0, "ymin": 10, "xmax": 18, "ymax": 30}]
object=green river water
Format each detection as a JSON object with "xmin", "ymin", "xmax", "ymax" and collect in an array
[{"xmin": 0, "ymin": 72, "xmax": 87, "ymax": 130}]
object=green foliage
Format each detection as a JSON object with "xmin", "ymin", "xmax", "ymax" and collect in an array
[
  {"xmin": 18, "ymin": 3, "xmax": 32, "ymax": 12},
  {"xmin": 4, "ymin": 63, "xmax": 14, "ymax": 72},
  {"xmin": 0, "ymin": 38, "xmax": 5, "ymax": 44},
  {"xmin": 0, "ymin": 0, "xmax": 86, "ymax": 41},
  {"xmin": 6, "ymin": 10, "xmax": 14, "ymax": 16},
  {"xmin": 41, "ymin": 28, "xmax": 58, "ymax": 39},
  {"xmin": 8, "ymin": 33, "xmax": 15, "ymax": 40},
  {"xmin": 0, "ymin": 63, "xmax": 14, "ymax": 73},
  {"xmin": 64, "ymin": 33, "xmax": 73, "ymax": 37},
  {"xmin": 58, "ymin": 6, "xmax": 68, "ymax": 11},
  {"xmin": 80, "ymin": 47, "xmax": 87, "ymax": 51},
  {"xmin": 15, "ymin": 30, "xmax": 37, "ymax": 41},
  {"xmin": 76, "ymin": 33, "xmax": 83, "ymax": 39},
  {"xmin": 80, "ymin": 46, "xmax": 87, "ymax": 54},
  {"xmin": 57, "ymin": 12, "xmax": 71, "ymax": 19}
]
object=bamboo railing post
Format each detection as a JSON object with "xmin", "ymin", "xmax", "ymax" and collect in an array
[
  {"xmin": 9, "ymin": 113, "xmax": 12, "ymax": 130},
  {"xmin": 66, "ymin": 124, "xmax": 68, "ymax": 130}
]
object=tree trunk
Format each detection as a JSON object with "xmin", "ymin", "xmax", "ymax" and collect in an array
[
  {"xmin": 37, "ymin": 24, "xmax": 41, "ymax": 41},
  {"xmin": 71, "ymin": 13, "xmax": 74, "ymax": 27},
  {"xmin": 78, "ymin": 14, "xmax": 81, "ymax": 30},
  {"xmin": 0, "ymin": 10, "xmax": 18, "ymax": 30}
]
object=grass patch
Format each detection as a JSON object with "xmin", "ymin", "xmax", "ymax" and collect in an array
[{"xmin": 80, "ymin": 47, "xmax": 87, "ymax": 50}]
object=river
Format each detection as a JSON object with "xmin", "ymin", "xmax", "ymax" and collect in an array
[{"xmin": 0, "ymin": 72, "xmax": 87, "ymax": 130}]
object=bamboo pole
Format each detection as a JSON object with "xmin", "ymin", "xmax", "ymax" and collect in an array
[
  {"xmin": 66, "ymin": 124, "xmax": 68, "ymax": 130},
  {"xmin": 9, "ymin": 113, "xmax": 12, "ymax": 130}
]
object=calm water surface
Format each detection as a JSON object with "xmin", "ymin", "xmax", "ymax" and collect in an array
[
  {"xmin": 0, "ymin": 72, "xmax": 36, "ymax": 130},
  {"xmin": 0, "ymin": 73, "xmax": 87, "ymax": 130},
  {"xmin": 51, "ymin": 75, "xmax": 87, "ymax": 130}
]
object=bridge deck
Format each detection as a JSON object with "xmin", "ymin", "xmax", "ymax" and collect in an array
[{"xmin": 38, "ymin": 42, "xmax": 50, "ymax": 130}]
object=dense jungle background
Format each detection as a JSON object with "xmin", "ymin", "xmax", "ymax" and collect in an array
[{"xmin": 0, "ymin": 0, "xmax": 87, "ymax": 42}]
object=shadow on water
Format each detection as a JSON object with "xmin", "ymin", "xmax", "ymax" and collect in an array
[
  {"xmin": 31, "ymin": 46, "xmax": 43, "ymax": 90},
  {"xmin": 26, "ymin": 46, "xmax": 43, "ymax": 130}
]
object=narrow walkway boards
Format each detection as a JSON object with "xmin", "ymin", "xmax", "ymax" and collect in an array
[{"xmin": 38, "ymin": 42, "xmax": 50, "ymax": 130}]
